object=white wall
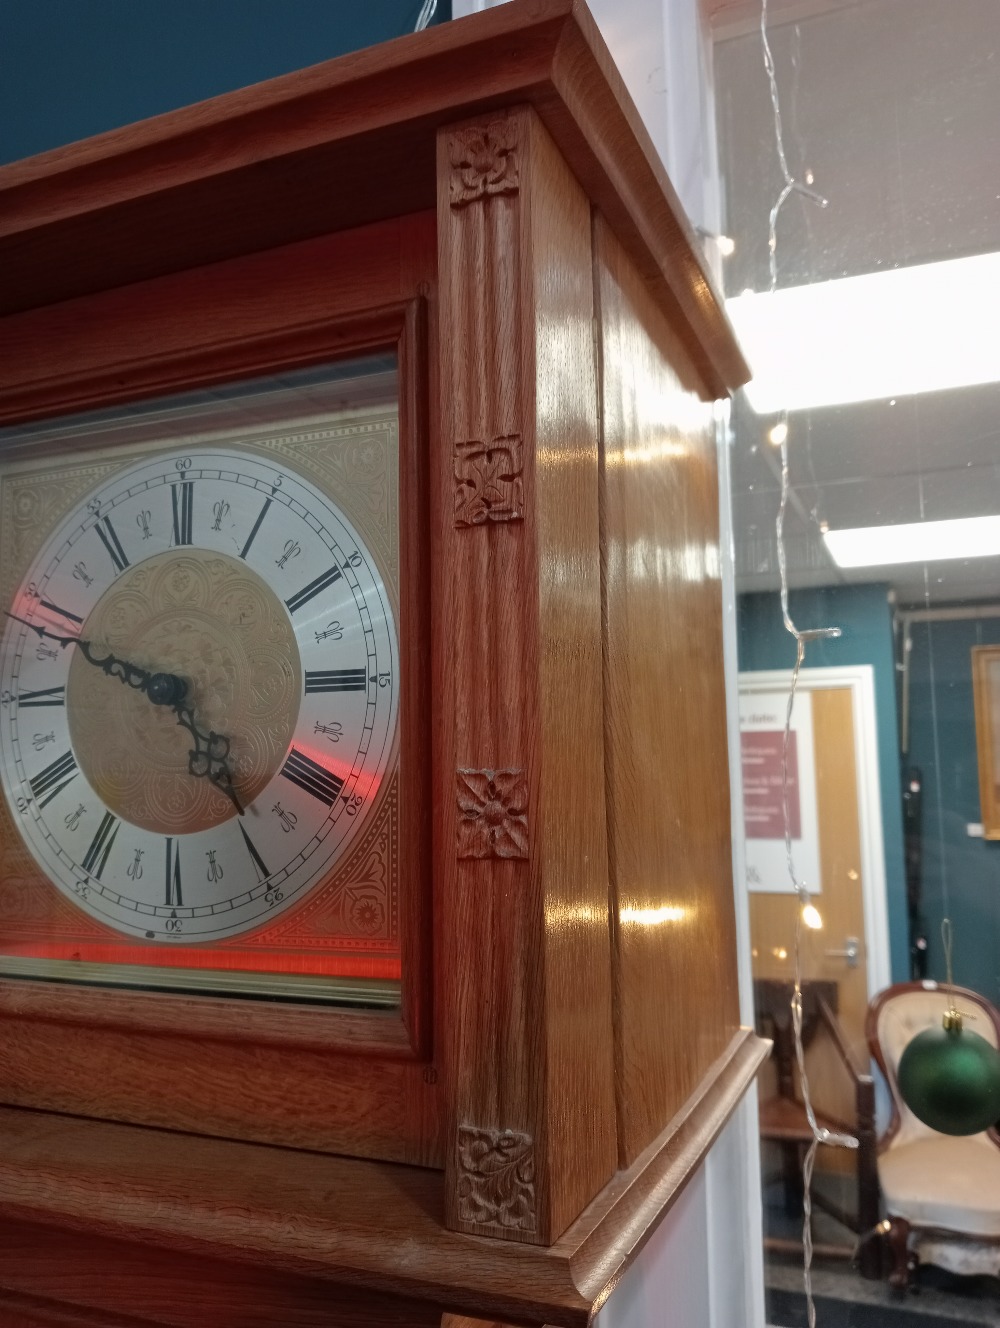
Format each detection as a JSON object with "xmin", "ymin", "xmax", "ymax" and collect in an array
[{"xmin": 451, "ymin": 4, "xmax": 765, "ymax": 1325}]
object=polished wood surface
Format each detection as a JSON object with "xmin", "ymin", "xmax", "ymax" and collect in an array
[
  {"xmin": 0, "ymin": 213, "xmax": 442, "ymax": 1169},
  {"xmin": 594, "ymin": 215, "xmax": 741, "ymax": 1166},
  {"xmin": 0, "ymin": 1, "xmax": 747, "ymax": 401},
  {"xmin": 0, "ymin": 0, "xmax": 761, "ymax": 1313},
  {"xmin": 0, "ymin": 1029, "xmax": 766, "ymax": 1328},
  {"xmin": 437, "ymin": 107, "xmax": 616, "ymax": 1245},
  {"xmin": 0, "ymin": 213, "xmax": 432, "ymax": 423}
]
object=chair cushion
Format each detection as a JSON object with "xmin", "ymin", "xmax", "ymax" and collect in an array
[{"xmin": 879, "ymin": 1134, "xmax": 1000, "ymax": 1237}]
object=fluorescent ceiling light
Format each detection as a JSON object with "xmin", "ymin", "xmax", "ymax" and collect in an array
[
  {"xmin": 823, "ymin": 516, "xmax": 1000, "ymax": 568},
  {"xmin": 727, "ymin": 251, "xmax": 1000, "ymax": 413}
]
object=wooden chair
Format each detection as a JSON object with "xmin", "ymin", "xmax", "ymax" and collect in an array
[
  {"xmin": 867, "ymin": 981, "xmax": 1000, "ymax": 1289},
  {"xmin": 755, "ymin": 978, "xmax": 880, "ymax": 1277}
]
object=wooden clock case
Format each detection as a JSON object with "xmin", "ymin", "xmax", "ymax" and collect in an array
[{"xmin": 0, "ymin": 2, "xmax": 767, "ymax": 1324}]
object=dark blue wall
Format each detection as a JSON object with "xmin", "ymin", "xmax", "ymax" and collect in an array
[
  {"xmin": 738, "ymin": 584, "xmax": 910, "ymax": 984},
  {"xmin": 0, "ymin": 0, "xmax": 450, "ymax": 165},
  {"xmin": 906, "ymin": 618, "xmax": 1000, "ymax": 1006}
]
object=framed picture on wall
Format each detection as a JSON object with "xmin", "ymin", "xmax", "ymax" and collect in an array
[{"xmin": 971, "ymin": 646, "xmax": 1000, "ymax": 839}]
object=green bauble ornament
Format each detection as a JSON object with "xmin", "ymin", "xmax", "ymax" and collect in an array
[{"xmin": 898, "ymin": 1017, "xmax": 1000, "ymax": 1136}]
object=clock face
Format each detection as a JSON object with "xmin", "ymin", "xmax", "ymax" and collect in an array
[{"xmin": 0, "ymin": 446, "xmax": 398, "ymax": 942}]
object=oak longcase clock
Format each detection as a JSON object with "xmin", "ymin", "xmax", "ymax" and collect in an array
[{"xmin": 0, "ymin": 10, "xmax": 763, "ymax": 1325}]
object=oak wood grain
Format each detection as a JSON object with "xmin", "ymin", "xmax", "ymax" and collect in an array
[
  {"xmin": 0, "ymin": 1, "xmax": 760, "ymax": 1310},
  {"xmin": 0, "ymin": 213, "xmax": 442, "ymax": 1168},
  {"xmin": 0, "ymin": 1029, "xmax": 765, "ymax": 1327},
  {"xmin": 0, "ymin": 1287, "xmax": 169, "ymax": 1328},
  {"xmin": 0, "ymin": 1223, "xmax": 445, "ymax": 1328},
  {"xmin": 0, "ymin": 1, "xmax": 746, "ymax": 398},
  {"xmin": 437, "ymin": 107, "xmax": 616, "ymax": 1246},
  {"xmin": 0, "ymin": 214, "xmax": 432, "ymax": 425},
  {"xmin": 594, "ymin": 213, "xmax": 742, "ymax": 1167}
]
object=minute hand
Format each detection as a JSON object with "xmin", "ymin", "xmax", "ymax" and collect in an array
[{"xmin": 5, "ymin": 612, "xmax": 243, "ymax": 815}]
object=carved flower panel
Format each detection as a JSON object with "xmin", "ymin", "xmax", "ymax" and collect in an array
[
  {"xmin": 455, "ymin": 1125, "xmax": 536, "ymax": 1234},
  {"xmin": 449, "ymin": 122, "xmax": 520, "ymax": 207},
  {"xmin": 456, "ymin": 768, "xmax": 528, "ymax": 860},
  {"xmin": 454, "ymin": 435, "xmax": 524, "ymax": 527}
]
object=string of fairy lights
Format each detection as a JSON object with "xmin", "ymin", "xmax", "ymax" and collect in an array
[
  {"xmin": 414, "ymin": 0, "xmax": 438, "ymax": 31},
  {"xmin": 758, "ymin": 1, "xmax": 856, "ymax": 1323},
  {"xmin": 756, "ymin": 6, "xmax": 1000, "ymax": 1315}
]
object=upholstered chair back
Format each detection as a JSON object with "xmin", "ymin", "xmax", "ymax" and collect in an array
[{"xmin": 870, "ymin": 981, "xmax": 1000, "ymax": 1150}]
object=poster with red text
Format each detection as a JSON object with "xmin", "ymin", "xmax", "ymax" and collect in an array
[{"xmin": 738, "ymin": 684, "xmax": 822, "ymax": 894}]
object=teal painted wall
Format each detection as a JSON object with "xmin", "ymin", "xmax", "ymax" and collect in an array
[
  {"xmin": 906, "ymin": 618, "xmax": 1000, "ymax": 1006},
  {"xmin": 738, "ymin": 584, "xmax": 909, "ymax": 983},
  {"xmin": 0, "ymin": 0, "xmax": 450, "ymax": 165}
]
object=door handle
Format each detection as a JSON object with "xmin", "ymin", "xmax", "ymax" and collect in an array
[{"xmin": 825, "ymin": 936, "xmax": 860, "ymax": 969}]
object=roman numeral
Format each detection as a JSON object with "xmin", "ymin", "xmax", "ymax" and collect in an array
[
  {"xmin": 81, "ymin": 812, "xmax": 119, "ymax": 879},
  {"xmin": 238, "ymin": 498, "xmax": 271, "ymax": 560},
  {"xmin": 304, "ymin": 669, "xmax": 367, "ymax": 693},
  {"xmin": 94, "ymin": 515, "xmax": 130, "ymax": 572},
  {"xmin": 165, "ymin": 838, "xmax": 183, "ymax": 906},
  {"xmin": 280, "ymin": 747, "xmax": 344, "ymax": 806},
  {"xmin": 171, "ymin": 483, "xmax": 194, "ymax": 546},
  {"xmin": 29, "ymin": 750, "xmax": 78, "ymax": 808},
  {"xmin": 18, "ymin": 686, "xmax": 65, "ymax": 708},
  {"xmin": 285, "ymin": 565, "xmax": 342, "ymax": 615},
  {"xmin": 39, "ymin": 599, "xmax": 82, "ymax": 625},
  {"xmin": 238, "ymin": 823, "xmax": 271, "ymax": 883}
]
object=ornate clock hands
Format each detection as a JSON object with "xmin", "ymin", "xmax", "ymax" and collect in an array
[
  {"xmin": 171, "ymin": 704, "xmax": 244, "ymax": 816},
  {"xmin": 4, "ymin": 612, "xmax": 244, "ymax": 815}
]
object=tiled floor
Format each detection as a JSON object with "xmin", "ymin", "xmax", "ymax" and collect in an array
[
  {"xmin": 767, "ymin": 1257, "xmax": 1000, "ymax": 1327},
  {"xmin": 763, "ymin": 1178, "xmax": 1000, "ymax": 1328}
]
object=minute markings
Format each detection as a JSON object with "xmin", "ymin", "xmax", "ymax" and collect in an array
[{"xmin": 2, "ymin": 449, "xmax": 397, "ymax": 941}]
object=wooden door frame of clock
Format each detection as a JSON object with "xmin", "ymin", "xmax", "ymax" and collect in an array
[{"xmin": 0, "ymin": 213, "xmax": 440, "ymax": 1163}]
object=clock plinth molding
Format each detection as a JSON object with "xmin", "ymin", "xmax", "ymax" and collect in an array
[{"xmin": 0, "ymin": 2, "xmax": 763, "ymax": 1323}]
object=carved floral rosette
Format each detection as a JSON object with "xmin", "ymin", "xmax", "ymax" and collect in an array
[
  {"xmin": 454, "ymin": 434, "xmax": 524, "ymax": 527},
  {"xmin": 456, "ymin": 768, "xmax": 528, "ymax": 860},
  {"xmin": 455, "ymin": 1125, "xmax": 537, "ymax": 1234},
  {"xmin": 448, "ymin": 121, "xmax": 520, "ymax": 207}
]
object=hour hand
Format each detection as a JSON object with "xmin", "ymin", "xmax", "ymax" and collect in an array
[
  {"xmin": 5, "ymin": 610, "xmax": 241, "ymax": 812},
  {"xmin": 4, "ymin": 611, "xmax": 185, "ymax": 702}
]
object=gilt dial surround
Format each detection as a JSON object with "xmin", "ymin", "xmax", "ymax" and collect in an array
[{"xmin": 0, "ymin": 445, "xmax": 399, "ymax": 942}]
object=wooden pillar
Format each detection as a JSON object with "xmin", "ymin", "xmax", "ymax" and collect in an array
[{"xmin": 437, "ymin": 107, "xmax": 616, "ymax": 1245}]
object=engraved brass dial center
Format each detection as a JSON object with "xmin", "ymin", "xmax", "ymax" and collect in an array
[{"xmin": 67, "ymin": 550, "xmax": 301, "ymax": 834}]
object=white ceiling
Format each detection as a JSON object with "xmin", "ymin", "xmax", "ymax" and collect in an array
[{"xmin": 713, "ymin": 0, "xmax": 1000, "ymax": 607}]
